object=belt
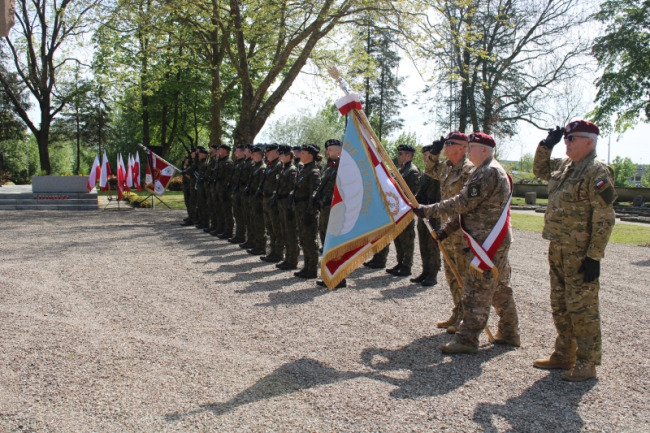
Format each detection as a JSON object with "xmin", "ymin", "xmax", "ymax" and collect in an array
[
  {"xmin": 278, "ymin": 193, "xmax": 290, "ymax": 199},
  {"xmin": 294, "ymin": 196, "xmax": 309, "ymax": 202},
  {"xmin": 263, "ymin": 192, "xmax": 274, "ymax": 198}
]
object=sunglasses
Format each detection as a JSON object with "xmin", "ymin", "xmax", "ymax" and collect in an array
[
  {"xmin": 564, "ymin": 135, "xmax": 589, "ymax": 142},
  {"xmin": 444, "ymin": 141, "xmax": 462, "ymax": 147}
]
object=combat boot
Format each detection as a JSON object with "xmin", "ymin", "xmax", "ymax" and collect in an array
[
  {"xmin": 218, "ymin": 232, "xmax": 232, "ymax": 239},
  {"xmin": 410, "ymin": 272, "xmax": 428, "ymax": 283},
  {"xmin": 261, "ymin": 254, "xmax": 283, "ymax": 263},
  {"xmin": 421, "ymin": 274, "xmax": 437, "ymax": 287},
  {"xmin": 446, "ymin": 323, "xmax": 460, "ymax": 334},
  {"xmin": 229, "ymin": 237, "xmax": 245, "ymax": 244},
  {"xmin": 439, "ymin": 341, "xmax": 478, "ymax": 354},
  {"xmin": 294, "ymin": 269, "xmax": 317, "ymax": 279},
  {"xmin": 275, "ymin": 261, "xmax": 285, "ymax": 268},
  {"xmin": 180, "ymin": 221, "xmax": 194, "ymax": 226},
  {"xmin": 248, "ymin": 248, "xmax": 266, "ymax": 255},
  {"xmin": 363, "ymin": 260, "xmax": 386, "ymax": 269},
  {"xmin": 437, "ymin": 315, "xmax": 458, "ymax": 329},
  {"xmin": 316, "ymin": 279, "xmax": 346, "ymax": 289},
  {"xmin": 561, "ymin": 361, "xmax": 596, "ymax": 382},
  {"xmin": 533, "ymin": 355, "xmax": 576, "ymax": 370},
  {"xmin": 492, "ymin": 331, "xmax": 521, "ymax": 347},
  {"xmin": 240, "ymin": 241, "xmax": 254, "ymax": 249},
  {"xmin": 386, "ymin": 264, "xmax": 402, "ymax": 274},
  {"xmin": 278, "ymin": 262, "xmax": 297, "ymax": 270},
  {"xmin": 203, "ymin": 227, "xmax": 213, "ymax": 233},
  {"xmin": 392, "ymin": 266, "xmax": 411, "ymax": 277}
]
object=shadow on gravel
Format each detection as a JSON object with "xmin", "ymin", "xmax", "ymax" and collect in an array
[
  {"xmin": 372, "ymin": 283, "xmax": 430, "ymax": 301},
  {"xmin": 631, "ymin": 259, "xmax": 650, "ymax": 267},
  {"xmin": 472, "ymin": 374, "xmax": 596, "ymax": 432},
  {"xmin": 255, "ymin": 286, "xmax": 328, "ymax": 307}
]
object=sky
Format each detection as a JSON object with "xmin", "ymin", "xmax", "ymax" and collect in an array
[{"xmin": 258, "ymin": 59, "xmax": 650, "ymax": 166}]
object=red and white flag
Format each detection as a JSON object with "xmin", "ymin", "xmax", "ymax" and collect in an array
[
  {"xmin": 144, "ymin": 147, "xmax": 176, "ymax": 196},
  {"xmin": 99, "ymin": 151, "xmax": 111, "ymax": 191},
  {"xmin": 133, "ymin": 153, "xmax": 141, "ymax": 192},
  {"xmin": 125, "ymin": 154, "xmax": 133, "ymax": 191},
  {"xmin": 117, "ymin": 153, "xmax": 126, "ymax": 200},
  {"xmin": 87, "ymin": 154, "xmax": 100, "ymax": 191}
]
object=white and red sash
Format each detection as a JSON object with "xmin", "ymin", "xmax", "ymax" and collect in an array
[{"xmin": 461, "ymin": 173, "xmax": 513, "ymax": 279}]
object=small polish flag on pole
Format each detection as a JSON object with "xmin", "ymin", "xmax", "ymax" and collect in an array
[
  {"xmin": 117, "ymin": 153, "xmax": 125, "ymax": 200},
  {"xmin": 125, "ymin": 154, "xmax": 133, "ymax": 191},
  {"xmin": 87, "ymin": 154, "xmax": 101, "ymax": 191},
  {"xmin": 133, "ymin": 152, "xmax": 141, "ymax": 192},
  {"xmin": 99, "ymin": 151, "xmax": 111, "ymax": 192}
]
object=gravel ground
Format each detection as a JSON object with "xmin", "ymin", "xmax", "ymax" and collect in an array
[{"xmin": 1, "ymin": 210, "xmax": 649, "ymax": 432}]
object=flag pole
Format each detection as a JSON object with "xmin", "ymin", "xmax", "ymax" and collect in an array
[
  {"xmin": 136, "ymin": 143, "xmax": 182, "ymax": 173},
  {"xmin": 327, "ymin": 67, "xmax": 494, "ymax": 343}
]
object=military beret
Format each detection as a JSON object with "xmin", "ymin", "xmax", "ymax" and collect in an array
[
  {"xmin": 219, "ymin": 144, "xmax": 231, "ymax": 152},
  {"xmin": 564, "ymin": 120, "xmax": 599, "ymax": 137},
  {"xmin": 397, "ymin": 144, "xmax": 416, "ymax": 153},
  {"xmin": 210, "ymin": 144, "xmax": 219, "ymax": 150},
  {"xmin": 422, "ymin": 145, "xmax": 433, "ymax": 153},
  {"xmin": 292, "ymin": 145, "xmax": 302, "ymax": 151},
  {"xmin": 265, "ymin": 143, "xmax": 279, "ymax": 152},
  {"xmin": 302, "ymin": 143, "xmax": 320, "ymax": 155},
  {"xmin": 469, "ymin": 132, "xmax": 496, "ymax": 148},
  {"xmin": 251, "ymin": 145, "xmax": 264, "ymax": 154},
  {"xmin": 196, "ymin": 146, "xmax": 207, "ymax": 152},
  {"xmin": 277, "ymin": 144, "xmax": 292, "ymax": 155},
  {"xmin": 325, "ymin": 139, "xmax": 342, "ymax": 148},
  {"xmin": 235, "ymin": 144, "xmax": 245, "ymax": 150},
  {"xmin": 198, "ymin": 148, "xmax": 209, "ymax": 155},
  {"xmin": 446, "ymin": 131, "xmax": 469, "ymax": 142}
]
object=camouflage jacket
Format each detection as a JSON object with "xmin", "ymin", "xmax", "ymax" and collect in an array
[
  {"xmin": 276, "ymin": 162, "xmax": 298, "ymax": 197},
  {"xmin": 425, "ymin": 153, "xmax": 475, "ymax": 219},
  {"xmin": 533, "ymin": 146, "xmax": 616, "ymax": 260},
  {"xmin": 189, "ymin": 157, "xmax": 200, "ymax": 187},
  {"xmin": 294, "ymin": 159, "xmax": 304, "ymax": 171},
  {"xmin": 424, "ymin": 156, "xmax": 512, "ymax": 245},
  {"xmin": 248, "ymin": 160, "xmax": 266, "ymax": 197},
  {"xmin": 197, "ymin": 158, "xmax": 210, "ymax": 185},
  {"xmin": 415, "ymin": 172, "xmax": 441, "ymax": 206},
  {"xmin": 205, "ymin": 155, "xmax": 218, "ymax": 186},
  {"xmin": 294, "ymin": 161, "xmax": 320, "ymax": 202},
  {"xmin": 260, "ymin": 158, "xmax": 282, "ymax": 196},
  {"xmin": 317, "ymin": 159, "xmax": 339, "ymax": 208},
  {"xmin": 232, "ymin": 158, "xmax": 249, "ymax": 193},
  {"xmin": 215, "ymin": 156, "xmax": 234, "ymax": 190},
  {"xmin": 400, "ymin": 160, "xmax": 420, "ymax": 196}
]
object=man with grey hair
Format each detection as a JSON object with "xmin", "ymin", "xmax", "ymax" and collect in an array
[{"xmin": 532, "ymin": 120, "xmax": 615, "ymax": 381}]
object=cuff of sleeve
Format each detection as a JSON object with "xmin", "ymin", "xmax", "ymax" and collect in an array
[
  {"xmin": 586, "ymin": 245, "xmax": 604, "ymax": 261},
  {"xmin": 423, "ymin": 204, "xmax": 438, "ymax": 218}
]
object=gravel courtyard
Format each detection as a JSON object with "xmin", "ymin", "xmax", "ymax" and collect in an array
[{"xmin": 1, "ymin": 210, "xmax": 648, "ymax": 432}]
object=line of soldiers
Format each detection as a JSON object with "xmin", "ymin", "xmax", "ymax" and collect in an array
[{"xmin": 180, "ymin": 141, "xmax": 444, "ymax": 290}]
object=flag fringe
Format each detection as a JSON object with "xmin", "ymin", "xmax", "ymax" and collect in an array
[{"xmin": 321, "ymin": 211, "xmax": 414, "ymax": 290}]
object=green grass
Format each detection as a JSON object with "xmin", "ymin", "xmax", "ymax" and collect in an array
[
  {"xmin": 511, "ymin": 213, "xmax": 650, "ymax": 246},
  {"xmin": 511, "ymin": 197, "xmax": 548, "ymax": 206},
  {"xmin": 97, "ymin": 190, "xmax": 184, "ymax": 197}
]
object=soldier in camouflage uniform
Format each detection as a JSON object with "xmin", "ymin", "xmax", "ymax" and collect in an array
[
  {"xmin": 181, "ymin": 148, "xmax": 201, "ymax": 226},
  {"xmin": 238, "ymin": 145, "xmax": 256, "ymax": 249},
  {"xmin": 294, "ymin": 144, "xmax": 321, "ymax": 279},
  {"xmin": 214, "ymin": 144, "xmax": 234, "ymax": 239},
  {"xmin": 274, "ymin": 145, "xmax": 300, "ymax": 270},
  {"xmin": 532, "ymin": 120, "xmax": 615, "ymax": 382},
  {"xmin": 292, "ymin": 145, "xmax": 303, "ymax": 171},
  {"xmin": 316, "ymin": 139, "xmax": 342, "ymax": 249},
  {"xmin": 195, "ymin": 148, "xmax": 210, "ymax": 229},
  {"xmin": 205, "ymin": 145, "xmax": 220, "ymax": 234},
  {"xmin": 258, "ymin": 144, "xmax": 284, "ymax": 263},
  {"xmin": 181, "ymin": 154, "xmax": 193, "ymax": 224},
  {"xmin": 412, "ymin": 145, "xmax": 442, "ymax": 287},
  {"xmin": 228, "ymin": 145, "xmax": 247, "ymax": 244},
  {"xmin": 246, "ymin": 146, "xmax": 267, "ymax": 255},
  {"xmin": 414, "ymin": 132, "xmax": 520, "ymax": 354},
  {"xmin": 425, "ymin": 131, "xmax": 475, "ymax": 333}
]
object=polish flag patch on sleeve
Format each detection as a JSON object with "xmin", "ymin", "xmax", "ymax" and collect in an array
[{"xmin": 596, "ymin": 180, "xmax": 605, "ymax": 189}]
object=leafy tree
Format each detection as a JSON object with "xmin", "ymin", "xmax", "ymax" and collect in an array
[
  {"xmin": 610, "ymin": 155, "xmax": 636, "ymax": 186},
  {"xmin": 591, "ymin": 0, "xmax": 650, "ymax": 133},
  {"xmin": 262, "ymin": 102, "xmax": 345, "ymax": 146}
]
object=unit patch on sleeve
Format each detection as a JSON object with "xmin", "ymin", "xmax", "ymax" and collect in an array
[{"xmin": 468, "ymin": 182, "xmax": 481, "ymax": 198}]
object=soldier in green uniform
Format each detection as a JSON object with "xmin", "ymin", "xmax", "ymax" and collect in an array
[
  {"xmin": 228, "ymin": 145, "xmax": 247, "ymax": 244},
  {"xmin": 532, "ymin": 120, "xmax": 615, "ymax": 382},
  {"xmin": 206, "ymin": 145, "xmax": 220, "ymax": 234},
  {"xmin": 412, "ymin": 145, "xmax": 442, "ymax": 287},
  {"xmin": 294, "ymin": 144, "xmax": 321, "ymax": 279},
  {"xmin": 258, "ymin": 144, "xmax": 284, "ymax": 263},
  {"xmin": 180, "ymin": 152, "xmax": 195, "ymax": 225},
  {"xmin": 246, "ymin": 146, "xmax": 267, "ymax": 255},
  {"xmin": 274, "ymin": 145, "xmax": 300, "ymax": 270},
  {"xmin": 195, "ymin": 148, "xmax": 210, "ymax": 229},
  {"xmin": 181, "ymin": 148, "xmax": 201, "ymax": 226},
  {"xmin": 315, "ymin": 139, "xmax": 342, "ymax": 249},
  {"xmin": 214, "ymin": 144, "xmax": 234, "ymax": 239},
  {"xmin": 425, "ymin": 131, "xmax": 475, "ymax": 334},
  {"xmin": 292, "ymin": 145, "xmax": 303, "ymax": 171},
  {"xmin": 415, "ymin": 132, "xmax": 520, "ymax": 354},
  {"xmin": 238, "ymin": 145, "xmax": 256, "ymax": 249}
]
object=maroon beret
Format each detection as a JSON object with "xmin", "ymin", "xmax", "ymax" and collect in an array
[
  {"xmin": 469, "ymin": 132, "xmax": 496, "ymax": 148},
  {"xmin": 564, "ymin": 120, "xmax": 599, "ymax": 137},
  {"xmin": 446, "ymin": 131, "xmax": 469, "ymax": 142}
]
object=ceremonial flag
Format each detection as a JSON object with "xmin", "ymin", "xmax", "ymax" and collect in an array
[
  {"xmin": 87, "ymin": 154, "xmax": 100, "ymax": 191},
  {"xmin": 144, "ymin": 147, "xmax": 176, "ymax": 196},
  {"xmin": 99, "ymin": 151, "xmax": 111, "ymax": 191},
  {"xmin": 116, "ymin": 153, "xmax": 125, "ymax": 200},
  {"xmin": 125, "ymin": 154, "xmax": 133, "ymax": 191},
  {"xmin": 133, "ymin": 152, "xmax": 142, "ymax": 192},
  {"xmin": 320, "ymin": 93, "xmax": 414, "ymax": 289}
]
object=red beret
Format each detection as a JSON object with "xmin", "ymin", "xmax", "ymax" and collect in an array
[
  {"xmin": 445, "ymin": 131, "xmax": 469, "ymax": 142},
  {"xmin": 564, "ymin": 120, "xmax": 599, "ymax": 137},
  {"xmin": 469, "ymin": 132, "xmax": 496, "ymax": 148}
]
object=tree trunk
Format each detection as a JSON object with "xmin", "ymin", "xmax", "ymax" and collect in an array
[
  {"xmin": 75, "ymin": 106, "xmax": 81, "ymax": 174},
  {"xmin": 36, "ymin": 129, "xmax": 51, "ymax": 175}
]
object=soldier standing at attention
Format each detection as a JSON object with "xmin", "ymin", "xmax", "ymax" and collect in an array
[
  {"xmin": 292, "ymin": 146, "xmax": 304, "ymax": 171},
  {"xmin": 195, "ymin": 148, "xmax": 210, "ymax": 229},
  {"xmin": 294, "ymin": 144, "xmax": 322, "ymax": 279},
  {"xmin": 228, "ymin": 145, "xmax": 247, "ymax": 244},
  {"xmin": 259, "ymin": 144, "xmax": 284, "ymax": 263},
  {"xmin": 315, "ymin": 139, "xmax": 342, "ymax": 249},
  {"xmin": 181, "ymin": 148, "xmax": 199, "ymax": 226},
  {"xmin": 181, "ymin": 155, "xmax": 192, "ymax": 224},
  {"xmin": 246, "ymin": 146, "xmax": 267, "ymax": 255},
  {"xmin": 532, "ymin": 120, "xmax": 615, "ymax": 382},
  {"xmin": 425, "ymin": 131, "xmax": 475, "ymax": 334},
  {"xmin": 205, "ymin": 145, "xmax": 220, "ymax": 234},
  {"xmin": 215, "ymin": 144, "xmax": 234, "ymax": 239},
  {"xmin": 238, "ymin": 145, "xmax": 256, "ymax": 249},
  {"xmin": 412, "ymin": 145, "xmax": 442, "ymax": 287},
  {"xmin": 274, "ymin": 145, "xmax": 300, "ymax": 270},
  {"xmin": 414, "ymin": 132, "xmax": 520, "ymax": 354}
]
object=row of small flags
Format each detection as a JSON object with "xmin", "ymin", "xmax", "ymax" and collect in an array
[{"xmin": 87, "ymin": 151, "xmax": 142, "ymax": 199}]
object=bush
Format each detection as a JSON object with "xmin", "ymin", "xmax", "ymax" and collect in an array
[
  {"xmin": 166, "ymin": 176, "xmax": 183, "ymax": 191},
  {"xmin": 123, "ymin": 191, "xmax": 152, "ymax": 208}
]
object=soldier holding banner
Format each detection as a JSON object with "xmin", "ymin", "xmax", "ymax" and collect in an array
[{"xmin": 415, "ymin": 132, "xmax": 520, "ymax": 354}]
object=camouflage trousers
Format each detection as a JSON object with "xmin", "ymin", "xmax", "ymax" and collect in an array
[
  {"xmin": 189, "ymin": 183, "xmax": 199, "ymax": 222},
  {"xmin": 296, "ymin": 202, "xmax": 319, "ymax": 272},
  {"xmin": 278, "ymin": 199, "xmax": 299, "ymax": 266},
  {"xmin": 417, "ymin": 217, "xmax": 441, "ymax": 275},
  {"xmin": 441, "ymin": 231, "xmax": 468, "ymax": 322},
  {"xmin": 263, "ymin": 197, "xmax": 284, "ymax": 257},
  {"xmin": 208, "ymin": 185, "xmax": 218, "ymax": 230},
  {"xmin": 197, "ymin": 183, "xmax": 210, "ymax": 227},
  {"xmin": 232, "ymin": 192, "xmax": 246, "ymax": 239},
  {"xmin": 394, "ymin": 220, "xmax": 416, "ymax": 268},
  {"xmin": 318, "ymin": 205, "xmax": 331, "ymax": 247},
  {"xmin": 216, "ymin": 188, "xmax": 233, "ymax": 235},
  {"xmin": 548, "ymin": 241, "xmax": 602, "ymax": 365},
  {"xmin": 372, "ymin": 244, "xmax": 389, "ymax": 265},
  {"xmin": 455, "ymin": 242, "xmax": 519, "ymax": 348},
  {"xmin": 183, "ymin": 182, "xmax": 191, "ymax": 218},
  {"xmin": 247, "ymin": 196, "xmax": 266, "ymax": 249}
]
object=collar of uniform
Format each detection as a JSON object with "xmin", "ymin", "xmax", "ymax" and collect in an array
[
  {"xmin": 328, "ymin": 159, "xmax": 339, "ymax": 168},
  {"xmin": 569, "ymin": 149, "xmax": 597, "ymax": 174},
  {"xmin": 478, "ymin": 155, "xmax": 493, "ymax": 169},
  {"xmin": 304, "ymin": 161, "xmax": 315, "ymax": 169},
  {"xmin": 268, "ymin": 158, "xmax": 278, "ymax": 166},
  {"xmin": 400, "ymin": 160, "xmax": 412, "ymax": 171}
]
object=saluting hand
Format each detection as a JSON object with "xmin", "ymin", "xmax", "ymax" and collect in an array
[
  {"xmin": 540, "ymin": 126, "xmax": 564, "ymax": 149},
  {"xmin": 432, "ymin": 136, "xmax": 445, "ymax": 155}
]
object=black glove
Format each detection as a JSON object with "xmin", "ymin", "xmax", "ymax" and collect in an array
[
  {"xmin": 412, "ymin": 205, "xmax": 427, "ymax": 218},
  {"xmin": 270, "ymin": 193, "xmax": 278, "ymax": 210},
  {"xmin": 435, "ymin": 228, "xmax": 448, "ymax": 242},
  {"xmin": 540, "ymin": 126, "xmax": 564, "ymax": 149},
  {"xmin": 578, "ymin": 257, "xmax": 600, "ymax": 283},
  {"xmin": 432, "ymin": 136, "xmax": 445, "ymax": 155}
]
